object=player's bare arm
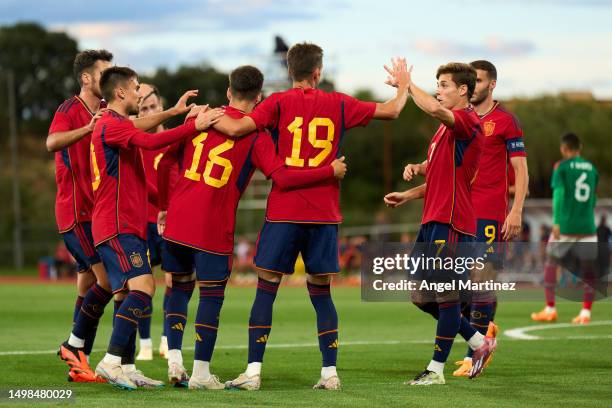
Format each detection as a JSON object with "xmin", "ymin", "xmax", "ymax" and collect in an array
[
  {"xmin": 46, "ymin": 109, "xmax": 106, "ymax": 152},
  {"xmin": 212, "ymin": 113, "xmax": 257, "ymax": 137},
  {"xmin": 383, "ymin": 183, "xmax": 426, "ymax": 208},
  {"xmin": 502, "ymin": 156, "xmax": 529, "ymax": 240},
  {"xmin": 129, "ymin": 108, "xmax": 224, "ymax": 151},
  {"xmin": 408, "ymin": 74, "xmax": 455, "ymax": 127},
  {"xmin": 132, "ymin": 89, "xmax": 199, "ymax": 131},
  {"xmin": 374, "ymin": 58, "xmax": 411, "ymax": 120},
  {"xmin": 403, "ymin": 160, "xmax": 428, "ymax": 181}
]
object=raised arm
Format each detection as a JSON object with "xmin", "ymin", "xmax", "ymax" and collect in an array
[
  {"xmin": 408, "ymin": 79, "xmax": 455, "ymax": 128},
  {"xmin": 131, "ymin": 108, "xmax": 223, "ymax": 150},
  {"xmin": 132, "ymin": 90, "xmax": 198, "ymax": 131},
  {"xmin": 212, "ymin": 114, "xmax": 256, "ymax": 138},
  {"xmin": 46, "ymin": 109, "xmax": 105, "ymax": 152},
  {"xmin": 384, "ymin": 58, "xmax": 455, "ymax": 127},
  {"xmin": 373, "ymin": 58, "xmax": 411, "ymax": 120}
]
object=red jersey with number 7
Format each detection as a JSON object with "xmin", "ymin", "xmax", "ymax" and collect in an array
[
  {"xmin": 422, "ymin": 108, "xmax": 483, "ymax": 236},
  {"xmin": 248, "ymin": 88, "xmax": 376, "ymax": 223},
  {"xmin": 159, "ymin": 106, "xmax": 336, "ymax": 255},
  {"xmin": 90, "ymin": 110, "xmax": 197, "ymax": 245},
  {"xmin": 48, "ymin": 96, "xmax": 97, "ymax": 232}
]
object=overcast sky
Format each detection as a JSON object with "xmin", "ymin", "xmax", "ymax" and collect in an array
[{"xmin": 2, "ymin": 0, "xmax": 611, "ymax": 99}]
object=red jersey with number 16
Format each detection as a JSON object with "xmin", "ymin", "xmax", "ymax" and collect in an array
[
  {"xmin": 248, "ymin": 88, "xmax": 376, "ymax": 223},
  {"xmin": 48, "ymin": 96, "xmax": 97, "ymax": 232},
  {"xmin": 160, "ymin": 106, "xmax": 335, "ymax": 255},
  {"xmin": 422, "ymin": 108, "xmax": 483, "ymax": 236},
  {"xmin": 471, "ymin": 102, "xmax": 527, "ymax": 224}
]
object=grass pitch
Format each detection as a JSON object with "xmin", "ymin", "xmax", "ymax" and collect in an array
[{"xmin": 0, "ymin": 282, "xmax": 611, "ymax": 407}]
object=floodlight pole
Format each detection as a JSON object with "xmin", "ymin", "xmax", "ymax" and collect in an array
[{"xmin": 7, "ymin": 70, "xmax": 23, "ymax": 270}]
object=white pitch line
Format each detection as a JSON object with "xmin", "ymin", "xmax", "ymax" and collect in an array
[
  {"xmin": 0, "ymin": 339, "xmax": 427, "ymax": 357},
  {"xmin": 2, "ymin": 327, "xmax": 612, "ymax": 357},
  {"xmin": 503, "ymin": 320, "xmax": 612, "ymax": 340}
]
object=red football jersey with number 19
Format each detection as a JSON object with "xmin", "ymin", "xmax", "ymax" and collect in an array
[
  {"xmin": 248, "ymin": 88, "xmax": 376, "ymax": 223},
  {"xmin": 471, "ymin": 102, "xmax": 527, "ymax": 224},
  {"xmin": 48, "ymin": 96, "xmax": 96, "ymax": 232},
  {"xmin": 422, "ymin": 108, "xmax": 483, "ymax": 236}
]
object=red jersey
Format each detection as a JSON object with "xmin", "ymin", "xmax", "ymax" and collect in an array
[
  {"xmin": 142, "ymin": 147, "xmax": 167, "ymax": 223},
  {"xmin": 90, "ymin": 110, "xmax": 197, "ymax": 245},
  {"xmin": 48, "ymin": 96, "xmax": 96, "ymax": 232},
  {"xmin": 248, "ymin": 88, "xmax": 376, "ymax": 223},
  {"xmin": 159, "ymin": 106, "xmax": 335, "ymax": 254},
  {"xmin": 422, "ymin": 108, "xmax": 483, "ymax": 236},
  {"xmin": 471, "ymin": 102, "xmax": 526, "ymax": 223}
]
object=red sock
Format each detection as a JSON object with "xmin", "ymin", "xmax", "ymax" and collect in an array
[{"xmin": 544, "ymin": 262, "xmax": 557, "ymax": 308}]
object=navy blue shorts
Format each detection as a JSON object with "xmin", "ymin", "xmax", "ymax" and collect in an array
[
  {"xmin": 62, "ymin": 222, "xmax": 100, "ymax": 272},
  {"xmin": 146, "ymin": 223, "xmax": 165, "ymax": 267},
  {"xmin": 254, "ymin": 222, "xmax": 339, "ymax": 275},
  {"xmin": 162, "ymin": 240, "xmax": 232, "ymax": 284},
  {"xmin": 476, "ymin": 218, "xmax": 504, "ymax": 268},
  {"xmin": 97, "ymin": 235, "xmax": 152, "ymax": 293},
  {"xmin": 411, "ymin": 222, "xmax": 475, "ymax": 282}
]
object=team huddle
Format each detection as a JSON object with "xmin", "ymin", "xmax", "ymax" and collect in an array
[{"xmin": 47, "ymin": 42, "xmax": 597, "ymax": 391}]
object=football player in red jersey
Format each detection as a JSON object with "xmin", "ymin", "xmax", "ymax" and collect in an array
[
  {"xmin": 87, "ymin": 66, "xmax": 223, "ymax": 390},
  {"xmin": 134, "ymin": 83, "xmax": 175, "ymax": 361},
  {"xmin": 156, "ymin": 65, "xmax": 347, "ymax": 389},
  {"xmin": 387, "ymin": 61, "xmax": 529, "ymax": 379},
  {"xmin": 213, "ymin": 43, "xmax": 411, "ymax": 390},
  {"xmin": 384, "ymin": 61, "xmax": 498, "ymax": 385},
  {"xmin": 49, "ymin": 50, "xmax": 113, "ymax": 383},
  {"xmin": 449, "ymin": 60, "xmax": 528, "ymax": 377},
  {"xmin": 55, "ymin": 55, "xmax": 210, "ymax": 383}
]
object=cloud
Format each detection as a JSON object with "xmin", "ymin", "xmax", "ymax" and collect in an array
[
  {"xmin": 1, "ymin": 0, "xmax": 321, "ymax": 32},
  {"xmin": 412, "ymin": 37, "xmax": 536, "ymax": 58}
]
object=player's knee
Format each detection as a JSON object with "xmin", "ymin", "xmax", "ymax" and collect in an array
[
  {"xmin": 164, "ymin": 272, "xmax": 173, "ymax": 287},
  {"xmin": 258, "ymin": 269, "xmax": 282, "ymax": 283},
  {"xmin": 76, "ymin": 270, "xmax": 96, "ymax": 296},
  {"xmin": 307, "ymin": 274, "xmax": 331, "ymax": 285},
  {"xmin": 171, "ymin": 272, "xmax": 196, "ymax": 283},
  {"xmin": 128, "ymin": 274, "xmax": 156, "ymax": 296},
  {"xmin": 114, "ymin": 291, "xmax": 127, "ymax": 301}
]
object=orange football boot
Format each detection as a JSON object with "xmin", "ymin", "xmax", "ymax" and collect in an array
[{"xmin": 530, "ymin": 308, "xmax": 558, "ymax": 322}]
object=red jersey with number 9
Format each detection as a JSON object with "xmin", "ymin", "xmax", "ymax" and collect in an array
[
  {"xmin": 248, "ymin": 88, "xmax": 376, "ymax": 223},
  {"xmin": 471, "ymin": 102, "xmax": 527, "ymax": 224}
]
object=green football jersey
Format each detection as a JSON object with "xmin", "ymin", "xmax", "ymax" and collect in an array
[{"xmin": 551, "ymin": 156, "xmax": 598, "ymax": 235}]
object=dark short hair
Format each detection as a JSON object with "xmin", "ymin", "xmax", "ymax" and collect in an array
[
  {"xmin": 229, "ymin": 65, "xmax": 264, "ymax": 101},
  {"xmin": 73, "ymin": 49, "xmax": 113, "ymax": 86},
  {"xmin": 470, "ymin": 60, "xmax": 497, "ymax": 80},
  {"xmin": 141, "ymin": 84, "xmax": 161, "ymax": 104},
  {"xmin": 100, "ymin": 66, "xmax": 138, "ymax": 102},
  {"xmin": 287, "ymin": 42, "xmax": 323, "ymax": 81},
  {"xmin": 561, "ymin": 132, "xmax": 581, "ymax": 151},
  {"xmin": 436, "ymin": 62, "xmax": 477, "ymax": 99}
]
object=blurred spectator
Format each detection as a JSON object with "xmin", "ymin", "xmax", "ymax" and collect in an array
[
  {"xmin": 54, "ymin": 241, "xmax": 76, "ymax": 278},
  {"xmin": 234, "ymin": 236, "xmax": 253, "ymax": 273}
]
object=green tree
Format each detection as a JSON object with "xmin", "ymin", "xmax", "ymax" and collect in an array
[{"xmin": 0, "ymin": 22, "xmax": 78, "ymax": 133}]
